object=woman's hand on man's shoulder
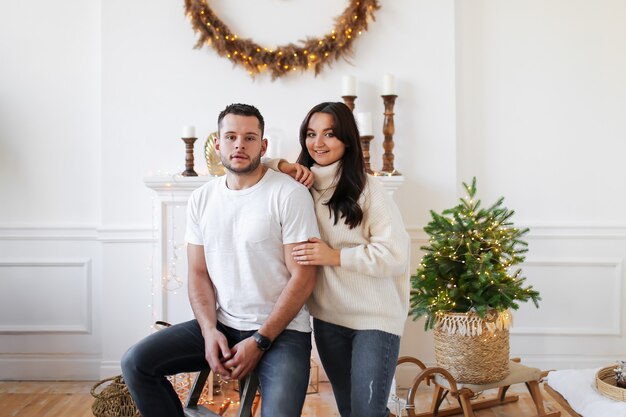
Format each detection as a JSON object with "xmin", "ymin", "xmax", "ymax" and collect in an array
[{"xmin": 279, "ymin": 161, "xmax": 314, "ymax": 188}]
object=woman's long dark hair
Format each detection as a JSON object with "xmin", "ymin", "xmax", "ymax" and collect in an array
[{"xmin": 297, "ymin": 102, "xmax": 366, "ymax": 229}]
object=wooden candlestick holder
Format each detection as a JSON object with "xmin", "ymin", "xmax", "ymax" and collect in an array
[
  {"xmin": 381, "ymin": 95, "xmax": 400, "ymax": 175},
  {"xmin": 359, "ymin": 135, "xmax": 374, "ymax": 174},
  {"xmin": 181, "ymin": 137, "xmax": 198, "ymax": 177},
  {"xmin": 342, "ymin": 95, "xmax": 357, "ymax": 112}
]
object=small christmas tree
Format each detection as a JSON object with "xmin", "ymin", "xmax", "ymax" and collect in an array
[{"xmin": 410, "ymin": 178, "xmax": 541, "ymax": 330}]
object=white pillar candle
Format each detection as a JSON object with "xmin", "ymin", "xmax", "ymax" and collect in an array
[
  {"xmin": 356, "ymin": 112, "xmax": 373, "ymax": 136},
  {"xmin": 341, "ymin": 75, "xmax": 357, "ymax": 96},
  {"xmin": 382, "ymin": 73, "xmax": 396, "ymax": 95},
  {"xmin": 182, "ymin": 125, "xmax": 196, "ymax": 138}
]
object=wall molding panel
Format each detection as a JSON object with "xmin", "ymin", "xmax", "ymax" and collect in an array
[
  {"xmin": 524, "ymin": 225, "xmax": 626, "ymax": 240},
  {"xmin": 0, "ymin": 225, "xmax": 154, "ymax": 243},
  {"xmin": 96, "ymin": 226, "xmax": 155, "ymax": 243},
  {"xmin": 0, "ymin": 259, "xmax": 92, "ymax": 334},
  {"xmin": 0, "ymin": 227, "xmax": 104, "ymax": 380},
  {"xmin": 512, "ymin": 258, "xmax": 622, "ymax": 336},
  {"xmin": 1, "ymin": 224, "xmax": 623, "ymax": 242},
  {"xmin": 0, "ymin": 226, "xmax": 97, "ymax": 241}
]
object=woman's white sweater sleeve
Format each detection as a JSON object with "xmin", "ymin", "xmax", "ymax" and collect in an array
[
  {"xmin": 261, "ymin": 157, "xmax": 287, "ymax": 172},
  {"xmin": 339, "ymin": 181, "xmax": 409, "ymax": 277}
]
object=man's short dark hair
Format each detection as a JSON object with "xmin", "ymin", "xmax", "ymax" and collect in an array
[{"xmin": 217, "ymin": 103, "xmax": 265, "ymax": 136}]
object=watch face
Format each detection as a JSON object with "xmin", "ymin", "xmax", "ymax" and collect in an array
[{"xmin": 254, "ymin": 332, "xmax": 271, "ymax": 351}]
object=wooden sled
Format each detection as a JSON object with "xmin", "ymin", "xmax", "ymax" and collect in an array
[{"xmin": 394, "ymin": 356, "xmax": 560, "ymax": 417}]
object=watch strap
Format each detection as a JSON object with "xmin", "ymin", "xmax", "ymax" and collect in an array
[{"xmin": 252, "ymin": 331, "xmax": 272, "ymax": 351}]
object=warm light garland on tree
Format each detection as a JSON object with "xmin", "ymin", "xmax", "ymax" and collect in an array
[
  {"xmin": 409, "ymin": 178, "xmax": 541, "ymax": 330},
  {"xmin": 183, "ymin": 0, "xmax": 381, "ymax": 79}
]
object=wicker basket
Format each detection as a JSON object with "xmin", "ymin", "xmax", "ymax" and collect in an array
[
  {"xmin": 91, "ymin": 375, "xmax": 140, "ymax": 417},
  {"xmin": 433, "ymin": 311, "xmax": 511, "ymax": 384},
  {"xmin": 596, "ymin": 366, "xmax": 626, "ymax": 401}
]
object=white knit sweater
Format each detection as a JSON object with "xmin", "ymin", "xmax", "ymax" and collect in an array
[{"xmin": 306, "ymin": 162, "xmax": 410, "ymax": 336}]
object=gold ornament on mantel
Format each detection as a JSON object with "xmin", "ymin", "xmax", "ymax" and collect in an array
[
  {"xmin": 183, "ymin": 0, "xmax": 381, "ymax": 79},
  {"xmin": 204, "ymin": 132, "xmax": 225, "ymax": 176}
]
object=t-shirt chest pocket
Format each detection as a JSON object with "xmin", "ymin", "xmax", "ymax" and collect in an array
[{"xmin": 238, "ymin": 215, "xmax": 271, "ymax": 244}]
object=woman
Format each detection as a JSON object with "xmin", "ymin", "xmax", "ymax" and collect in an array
[{"xmin": 271, "ymin": 102, "xmax": 410, "ymax": 417}]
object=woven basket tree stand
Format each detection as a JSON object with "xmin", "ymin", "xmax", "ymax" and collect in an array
[{"xmin": 434, "ymin": 311, "xmax": 511, "ymax": 384}]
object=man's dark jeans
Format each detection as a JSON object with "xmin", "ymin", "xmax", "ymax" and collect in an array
[{"xmin": 121, "ymin": 319, "xmax": 311, "ymax": 417}]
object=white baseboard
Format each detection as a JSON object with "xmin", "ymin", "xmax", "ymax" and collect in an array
[
  {"xmin": 99, "ymin": 360, "xmax": 122, "ymax": 379},
  {"xmin": 0, "ymin": 355, "xmax": 101, "ymax": 380}
]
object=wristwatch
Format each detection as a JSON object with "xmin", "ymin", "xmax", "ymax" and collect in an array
[{"xmin": 252, "ymin": 331, "xmax": 272, "ymax": 351}]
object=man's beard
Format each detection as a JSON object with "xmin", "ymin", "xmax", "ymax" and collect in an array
[{"xmin": 221, "ymin": 153, "xmax": 262, "ymax": 174}]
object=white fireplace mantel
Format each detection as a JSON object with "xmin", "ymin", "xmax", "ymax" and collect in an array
[
  {"xmin": 144, "ymin": 173, "xmax": 405, "ymax": 200},
  {"xmin": 143, "ymin": 175, "xmax": 209, "ymax": 201}
]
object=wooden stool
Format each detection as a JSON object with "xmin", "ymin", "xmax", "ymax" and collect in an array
[
  {"xmin": 395, "ymin": 356, "xmax": 560, "ymax": 417},
  {"xmin": 184, "ymin": 369, "xmax": 260, "ymax": 417}
]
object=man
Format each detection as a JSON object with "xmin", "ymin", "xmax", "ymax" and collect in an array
[{"xmin": 122, "ymin": 103, "xmax": 320, "ymax": 417}]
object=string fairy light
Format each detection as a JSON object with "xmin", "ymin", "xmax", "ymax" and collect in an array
[
  {"xmin": 146, "ymin": 170, "xmax": 196, "ymax": 331},
  {"xmin": 148, "ymin": 193, "xmax": 157, "ymax": 329},
  {"xmin": 165, "ymin": 201, "xmax": 184, "ymax": 293}
]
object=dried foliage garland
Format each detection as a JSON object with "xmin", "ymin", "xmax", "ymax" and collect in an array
[{"xmin": 183, "ymin": 0, "xmax": 381, "ymax": 79}]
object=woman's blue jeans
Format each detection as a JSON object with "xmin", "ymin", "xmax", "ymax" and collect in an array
[
  {"xmin": 121, "ymin": 319, "xmax": 311, "ymax": 417},
  {"xmin": 314, "ymin": 318, "xmax": 400, "ymax": 417}
]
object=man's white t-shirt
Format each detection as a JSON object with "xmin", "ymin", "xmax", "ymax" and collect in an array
[{"xmin": 185, "ymin": 169, "xmax": 320, "ymax": 332}]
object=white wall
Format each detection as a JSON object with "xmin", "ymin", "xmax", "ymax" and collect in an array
[
  {"xmin": 0, "ymin": 0, "xmax": 102, "ymax": 379},
  {"xmin": 1, "ymin": 0, "xmax": 625, "ymax": 380},
  {"xmin": 456, "ymin": 0, "xmax": 626, "ymax": 223},
  {"xmin": 0, "ymin": 0, "xmax": 100, "ymax": 224},
  {"xmin": 453, "ymin": 0, "xmax": 626, "ymax": 369}
]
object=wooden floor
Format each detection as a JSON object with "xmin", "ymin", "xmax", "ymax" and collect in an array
[{"xmin": 0, "ymin": 379, "xmax": 570, "ymax": 417}]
